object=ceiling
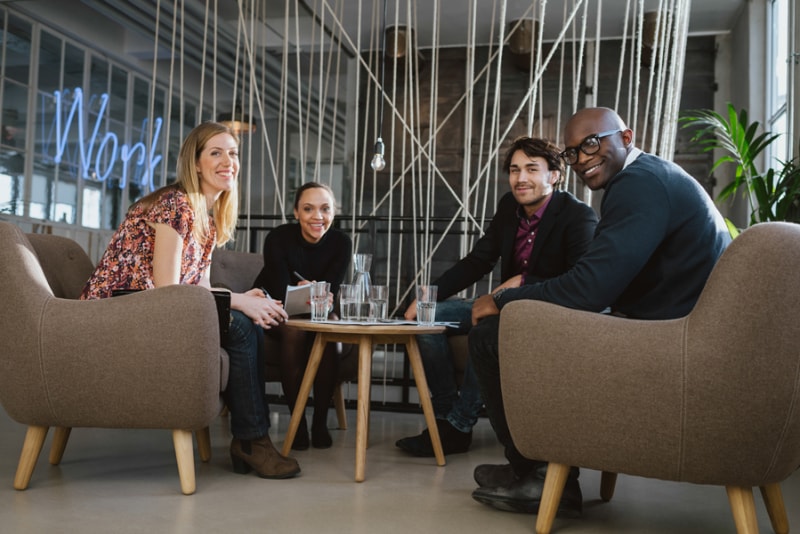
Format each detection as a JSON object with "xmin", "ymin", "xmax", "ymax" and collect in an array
[
  {"xmin": 60, "ymin": 0, "xmax": 749, "ymax": 58},
  {"xmin": 207, "ymin": 0, "xmax": 746, "ymax": 52}
]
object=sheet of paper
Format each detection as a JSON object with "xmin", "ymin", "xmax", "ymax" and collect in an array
[{"xmin": 284, "ymin": 284, "xmax": 311, "ymax": 316}]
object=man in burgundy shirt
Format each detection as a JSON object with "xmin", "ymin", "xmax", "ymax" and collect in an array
[{"xmin": 396, "ymin": 137, "xmax": 598, "ymax": 457}]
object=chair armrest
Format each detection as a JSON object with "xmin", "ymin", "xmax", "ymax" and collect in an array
[
  {"xmin": 498, "ymin": 299, "xmax": 687, "ymax": 480},
  {"xmin": 13, "ymin": 285, "xmax": 222, "ymax": 430}
]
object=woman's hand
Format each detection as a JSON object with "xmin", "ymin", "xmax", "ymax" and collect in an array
[{"xmin": 232, "ymin": 290, "xmax": 288, "ymax": 329}]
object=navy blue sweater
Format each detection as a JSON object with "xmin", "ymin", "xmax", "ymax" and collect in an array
[{"xmin": 495, "ymin": 153, "xmax": 732, "ymax": 320}]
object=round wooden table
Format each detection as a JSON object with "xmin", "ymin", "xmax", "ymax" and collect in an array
[{"xmin": 280, "ymin": 319, "xmax": 447, "ymax": 482}]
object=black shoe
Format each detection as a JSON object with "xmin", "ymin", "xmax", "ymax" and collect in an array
[
  {"xmin": 471, "ymin": 469, "xmax": 582, "ymax": 517},
  {"xmin": 473, "ymin": 463, "xmax": 516, "ymax": 488},
  {"xmin": 395, "ymin": 419, "xmax": 472, "ymax": 457},
  {"xmin": 311, "ymin": 424, "xmax": 332, "ymax": 449}
]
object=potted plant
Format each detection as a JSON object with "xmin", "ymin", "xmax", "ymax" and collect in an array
[{"xmin": 680, "ymin": 103, "xmax": 800, "ymax": 233}]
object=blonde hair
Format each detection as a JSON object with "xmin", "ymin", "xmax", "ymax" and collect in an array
[{"xmin": 136, "ymin": 121, "xmax": 239, "ymax": 246}]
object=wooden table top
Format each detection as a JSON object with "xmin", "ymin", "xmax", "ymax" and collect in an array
[{"xmin": 284, "ymin": 318, "xmax": 446, "ymax": 335}]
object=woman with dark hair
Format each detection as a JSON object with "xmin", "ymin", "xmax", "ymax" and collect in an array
[
  {"xmin": 81, "ymin": 121, "xmax": 300, "ymax": 479},
  {"xmin": 253, "ymin": 182, "xmax": 352, "ymax": 450}
]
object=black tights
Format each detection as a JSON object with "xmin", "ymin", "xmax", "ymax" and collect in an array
[{"xmin": 271, "ymin": 325, "xmax": 339, "ymax": 432}]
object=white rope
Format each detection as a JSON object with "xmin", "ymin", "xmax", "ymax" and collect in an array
[
  {"xmin": 614, "ymin": 0, "xmax": 633, "ymax": 112},
  {"xmin": 185, "ymin": 0, "xmax": 693, "ymax": 291}
]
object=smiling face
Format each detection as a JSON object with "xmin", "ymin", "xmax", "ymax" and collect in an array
[
  {"xmin": 508, "ymin": 151, "xmax": 559, "ymax": 217},
  {"xmin": 563, "ymin": 108, "xmax": 632, "ymax": 191},
  {"xmin": 196, "ymin": 132, "xmax": 239, "ymax": 204},
  {"xmin": 294, "ymin": 185, "xmax": 336, "ymax": 243}
]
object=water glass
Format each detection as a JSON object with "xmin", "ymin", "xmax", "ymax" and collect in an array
[
  {"xmin": 368, "ymin": 285, "xmax": 388, "ymax": 322},
  {"xmin": 415, "ymin": 285, "xmax": 438, "ymax": 326},
  {"xmin": 339, "ymin": 283, "xmax": 357, "ymax": 322},
  {"xmin": 310, "ymin": 281, "xmax": 330, "ymax": 322}
]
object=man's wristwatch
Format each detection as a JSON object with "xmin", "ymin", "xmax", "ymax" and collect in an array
[{"xmin": 492, "ymin": 287, "xmax": 508, "ymax": 306}]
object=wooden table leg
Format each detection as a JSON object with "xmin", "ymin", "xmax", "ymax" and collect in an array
[
  {"xmin": 354, "ymin": 334, "xmax": 374, "ymax": 482},
  {"xmin": 281, "ymin": 333, "xmax": 327, "ymax": 457},
  {"xmin": 405, "ymin": 337, "xmax": 446, "ymax": 466}
]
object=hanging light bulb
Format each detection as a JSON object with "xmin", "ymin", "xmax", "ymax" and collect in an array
[
  {"xmin": 370, "ymin": 137, "xmax": 386, "ymax": 171},
  {"xmin": 369, "ymin": 0, "xmax": 388, "ymax": 173}
]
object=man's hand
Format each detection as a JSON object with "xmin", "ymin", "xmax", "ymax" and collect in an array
[
  {"xmin": 471, "ymin": 294, "xmax": 499, "ymax": 325},
  {"xmin": 492, "ymin": 274, "xmax": 522, "ymax": 294},
  {"xmin": 404, "ymin": 298, "xmax": 418, "ymax": 320}
]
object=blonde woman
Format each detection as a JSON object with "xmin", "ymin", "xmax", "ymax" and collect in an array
[{"xmin": 81, "ymin": 121, "xmax": 300, "ymax": 479}]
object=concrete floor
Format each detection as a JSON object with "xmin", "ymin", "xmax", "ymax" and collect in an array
[{"xmin": 0, "ymin": 404, "xmax": 797, "ymax": 533}]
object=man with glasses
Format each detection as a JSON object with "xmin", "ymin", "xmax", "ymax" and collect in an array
[{"xmin": 468, "ymin": 107, "xmax": 731, "ymax": 517}]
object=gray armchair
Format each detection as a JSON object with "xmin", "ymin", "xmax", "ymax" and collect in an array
[
  {"xmin": 0, "ymin": 222, "xmax": 227, "ymax": 495},
  {"xmin": 498, "ymin": 222, "xmax": 800, "ymax": 534}
]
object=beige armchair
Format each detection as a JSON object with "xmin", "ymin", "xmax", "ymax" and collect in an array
[
  {"xmin": 498, "ymin": 222, "xmax": 800, "ymax": 534},
  {"xmin": 0, "ymin": 222, "xmax": 227, "ymax": 495}
]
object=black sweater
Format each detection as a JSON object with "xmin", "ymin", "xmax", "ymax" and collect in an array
[{"xmin": 252, "ymin": 223, "xmax": 352, "ymax": 301}]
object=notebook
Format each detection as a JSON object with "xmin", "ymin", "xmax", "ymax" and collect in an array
[{"xmin": 111, "ymin": 288, "xmax": 231, "ymax": 344}]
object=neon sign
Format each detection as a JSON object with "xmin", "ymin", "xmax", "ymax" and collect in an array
[{"xmin": 47, "ymin": 88, "xmax": 163, "ymax": 190}]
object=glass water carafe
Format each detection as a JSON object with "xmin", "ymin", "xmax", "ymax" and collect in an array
[{"xmin": 352, "ymin": 253, "xmax": 372, "ymax": 320}]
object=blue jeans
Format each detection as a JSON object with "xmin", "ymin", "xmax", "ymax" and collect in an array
[
  {"xmin": 415, "ymin": 298, "xmax": 483, "ymax": 433},
  {"xmin": 223, "ymin": 310, "xmax": 271, "ymax": 440}
]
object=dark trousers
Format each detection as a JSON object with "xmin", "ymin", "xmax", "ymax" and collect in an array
[{"xmin": 468, "ymin": 314, "xmax": 543, "ymax": 477}]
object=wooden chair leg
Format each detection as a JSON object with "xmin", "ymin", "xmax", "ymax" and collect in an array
[
  {"xmin": 172, "ymin": 429, "xmax": 196, "ymax": 495},
  {"xmin": 14, "ymin": 425, "xmax": 49, "ymax": 490},
  {"xmin": 48, "ymin": 427, "xmax": 72, "ymax": 465},
  {"xmin": 334, "ymin": 383, "xmax": 348, "ymax": 430},
  {"xmin": 726, "ymin": 486, "xmax": 759, "ymax": 534},
  {"xmin": 535, "ymin": 463, "xmax": 570, "ymax": 534},
  {"xmin": 195, "ymin": 427, "xmax": 212, "ymax": 463},
  {"xmin": 759, "ymin": 483, "xmax": 788, "ymax": 534},
  {"xmin": 600, "ymin": 471, "xmax": 618, "ymax": 502}
]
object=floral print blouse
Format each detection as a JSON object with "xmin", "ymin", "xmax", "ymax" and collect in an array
[{"xmin": 80, "ymin": 188, "xmax": 216, "ymax": 300}]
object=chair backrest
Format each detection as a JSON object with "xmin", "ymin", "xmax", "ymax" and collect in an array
[
  {"xmin": 210, "ymin": 248, "xmax": 264, "ymax": 293},
  {"xmin": 25, "ymin": 233, "xmax": 95, "ymax": 299},
  {"xmin": 0, "ymin": 222, "xmax": 65, "ymax": 421},
  {"xmin": 498, "ymin": 222, "xmax": 800, "ymax": 488},
  {"xmin": 679, "ymin": 222, "xmax": 800, "ymax": 485}
]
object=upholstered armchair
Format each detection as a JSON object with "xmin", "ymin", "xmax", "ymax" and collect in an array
[
  {"xmin": 0, "ymin": 222, "xmax": 227, "ymax": 495},
  {"xmin": 498, "ymin": 222, "xmax": 800, "ymax": 534}
]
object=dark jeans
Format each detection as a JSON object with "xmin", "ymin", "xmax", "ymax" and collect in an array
[
  {"xmin": 415, "ymin": 298, "xmax": 483, "ymax": 433},
  {"xmin": 222, "ymin": 310, "xmax": 271, "ymax": 440},
  {"xmin": 469, "ymin": 314, "xmax": 542, "ymax": 476}
]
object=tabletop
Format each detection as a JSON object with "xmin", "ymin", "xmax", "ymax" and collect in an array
[{"xmin": 284, "ymin": 318, "xmax": 446, "ymax": 336}]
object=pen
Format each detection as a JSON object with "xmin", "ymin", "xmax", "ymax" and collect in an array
[{"xmin": 293, "ymin": 271, "xmax": 307, "ymax": 282}]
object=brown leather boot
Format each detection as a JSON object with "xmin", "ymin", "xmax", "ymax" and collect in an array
[{"xmin": 230, "ymin": 435, "xmax": 301, "ymax": 479}]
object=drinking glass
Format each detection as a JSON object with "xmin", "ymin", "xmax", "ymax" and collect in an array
[
  {"xmin": 310, "ymin": 281, "xmax": 330, "ymax": 322},
  {"xmin": 368, "ymin": 285, "xmax": 388, "ymax": 322},
  {"xmin": 339, "ymin": 283, "xmax": 357, "ymax": 322},
  {"xmin": 415, "ymin": 285, "xmax": 438, "ymax": 326}
]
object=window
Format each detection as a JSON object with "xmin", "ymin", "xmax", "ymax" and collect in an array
[
  {"xmin": 0, "ymin": 6, "xmax": 201, "ymax": 231},
  {"xmin": 0, "ymin": 14, "xmax": 31, "ymax": 217},
  {"xmin": 767, "ymin": 0, "xmax": 790, "ymax": 164}
]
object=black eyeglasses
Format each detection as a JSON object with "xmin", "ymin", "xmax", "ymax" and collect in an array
[{"xmin": 559, "ymin": 129, "xmax": 622, "ymax": 165}]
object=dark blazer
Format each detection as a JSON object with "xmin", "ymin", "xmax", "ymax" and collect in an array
[{"xmin": 432, "ymin": 189, "xmax": 598, "ymax": 301}]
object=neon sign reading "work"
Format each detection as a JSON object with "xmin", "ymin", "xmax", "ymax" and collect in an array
[{"xmin": 48, "ymin": 88, "xmax": 163, "ymax": 190}]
